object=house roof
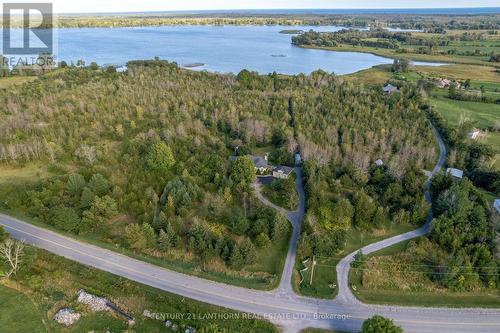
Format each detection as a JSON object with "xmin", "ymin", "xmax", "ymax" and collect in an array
[
  {"xmin": 383, "ymin": 84, "xmax": 399, "ymax": 93},
  {"xmin": 252, "ymin": 155, "xmax": 268, "ymax": 169},
  {"xmin": 229, "ymin": 155, "xmax": 268, "ymax": 169},
  {"xmin": 446, "ymin": 168, "xmax": 464, "ymax": 179},
  {"xmin": 273, "ymin": 165, "xmax": 294, "ymax": 175}
]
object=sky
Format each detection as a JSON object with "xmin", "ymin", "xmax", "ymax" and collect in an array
[{"xmin": 1, "ymin": 1, "xmax": 499, "ymax": 14}]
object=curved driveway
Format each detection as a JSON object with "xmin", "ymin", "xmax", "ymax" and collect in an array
[
  {"xmin": 252, "ymin": 166, "xmax": 305, "ymax": 295},
  {"xmin": 336, "ymin": 122, "xmax": 448, "ymax": 305},
  {"xmin": 1, "ymin": 125, "xmax": 499, "ymax": 333}
]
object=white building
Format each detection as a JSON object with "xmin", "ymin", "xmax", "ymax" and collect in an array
[
  {"xmin": 446, "ymin": 168, "xmax": 464, "ymax": 180},
  {"xmin": 494, "ymin": 199, "xmax": 500, "ymax": 214},
  {"xmin": 468, "ymin": 129, "xmax": 480, "ymax": 140},
  {"xmin": 273, "ymin": 166, "xmax": 294, "ymax": 179},
  {"xmin": 375, "ymin": 159, "xmax": 384, "ymax": 167}
]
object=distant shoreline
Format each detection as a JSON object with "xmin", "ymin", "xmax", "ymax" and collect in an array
[{"xmin": 57, "ymin": 7, "xmax": 500, "ymax": 16}]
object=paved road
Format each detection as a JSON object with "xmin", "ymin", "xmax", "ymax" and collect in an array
[
  {"xmin": 1, "ymin": 125, "xmax": 500, "ymax": 333},
  {"xmin": 3, "ymin": 213, "xmax": 500, "ymax": 333}
]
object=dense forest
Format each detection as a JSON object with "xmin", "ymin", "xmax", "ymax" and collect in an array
[
  {"xmin": 0, "ymin": 61, "xmax": 439, "ymax": 283},
  {"xmin": 357, "ymin": 174, "xmax": 499, "ymax": 293},
  {"xmin": 293, "ymin": 29, "xmax": 500, "ymax": 60},
  {"xmin": 3, "ymin": 13, "xmax": 499, "ymax": 30}
]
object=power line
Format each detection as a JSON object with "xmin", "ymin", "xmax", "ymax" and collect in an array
[
  {"xmin": 313, "ymin": 256, "xmax": 499, "ymax": 270},
  {"xmin": 313, "ymin": 264, "xmax": 500, "ymax": 276}
]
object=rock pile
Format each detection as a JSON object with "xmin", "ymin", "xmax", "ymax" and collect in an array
[
  {"xmin": 53, "ymin": 308, "xmax": 81, "ymax": 326},
  {"xmin": 77, "ymin": 289, "xmax": 111, "ymax": 312}
]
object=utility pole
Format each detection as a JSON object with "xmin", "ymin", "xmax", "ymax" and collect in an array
[{"xmin": 310, "ymin": 255, "xmax": 317, "ymax": 285}]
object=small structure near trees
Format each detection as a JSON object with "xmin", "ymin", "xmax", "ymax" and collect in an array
[
  {"xmin": 494, "ymin": 199, "xmax": 500, "ymax": 214},
  {"xmin": 446, "ymin": 167, "xmax": 464, "ymax": 181},
  {"xmin": 436, "ymin": 78, "xmax": 452, "ymax": 88},
  {"xmin": 468, "ymin": 129, "xmax": 480, "ymax": 140},
  {"xmin": 272, "ymin": 165, "xmax": 294, "ymax": 179},
  {"xmin": 383, "ymin": 84, "xmax": 399, "ymax": 94}
]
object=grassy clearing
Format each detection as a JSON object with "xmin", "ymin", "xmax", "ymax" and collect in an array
[
  {"xmin": 246, "ymin": 228, "xmax": 291, "ymax": 282},
  {"xmin": 0, "ymin": 285, "xmax": 47, "ymax": 333},
  {"xmin": 299, "ymin": 45, "xmax": 498, "ymax": 67},
  {"xmin": 429, "ymin": 96, "xmax": 500, "ymax": 129},
  {"xmin": 413, "ymin": 64, "xmax": 500, "ymax": 82},
  {"xmin": 0, "ymin": 247, "xmax": 277, "ymax": 333},
  {"xmin": 0, "ymin": 163, "xmax": 52, "ymax": 185},
  {"xmin": 348, "ymin": 281, "xmax": 500, "ymax": 308},
  {"xmin": 0, "ymin": 76, "xmax": 36, "ymax": 89},
  {"xmin": 343, "ymin": 65, "xmax": 391, "ymax": 86},
  {"xmin": 295, "ymin": 223, "xmax": 416, "ymax": 299},
  {"xmin": 348, "ymin": 241, "xmax": 500, "ymax": 308},
  {"xmin": 479, "ymin": 132, "xmax": 500, "ymax": 170}
]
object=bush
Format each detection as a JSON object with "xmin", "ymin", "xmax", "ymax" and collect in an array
[
  {"xmin": 255, "ymin": 233, "xmax": 271, "ymax": 248},
  {"xmin": 51, "ymin": 205, "xmax": 80, "ymax": 232},
  {"xmin": 146, "ymin": 142, "xmax": 175, "ymax": 173},
  {"xmin": 361, "ymin": 315, "xmax": 403, "ymax": 333},
  {"xmin": 89, "ymin": 174, "xmax": 110, "ymax": 197}
]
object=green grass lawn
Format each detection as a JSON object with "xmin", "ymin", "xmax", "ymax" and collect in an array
[
  {"xmin": 478, "ymin": 132, "xmax": 500, "ymax": 170},
  {"xmin": 413, "ymin": 64, "xmax": 500, "ymax": 82},
  {"xmin": 294, "ymin": 223, "xmax": 416, "ymax": 299},
  {"xmin": 348, "ymin": 280, "xmax": 500, "ymax": 308},
  {"xmin": 344, "ymin": 65, "xmax": 392, "ymax": 86},
  {"xmin": 300, "ymin": 328, "xmax": 344, "ymax": 333},
  {"xmin": 246, "ymin": 228, "xmax": 291, "ymax": 283},
  {"xmin": 430, "ymin": 96, "xmax": 500, "ymax": 129},
  {"xmin": 0, "ymin": 76, "xmax": 37, "ymax": 89},
  {"xmin": 299, "ymin": 44, "xmax": 499, "ymax": 67},
  {"xmin": 0, "ymin": 285, "xmax": 47, "ymax": 333},
  {"xmin": 0, "ymin": 163, "xmax": 53, "ymax": 185},
  {"xmin": 66, "ymin": 313, "xmax": 127, "ymax": 332},
  {"xmin": 429, "ymin": 93, "xmax": 499, "ymax": 170}
]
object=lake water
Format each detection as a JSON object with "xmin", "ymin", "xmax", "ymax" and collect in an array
[
  {"xmin": 12, "ymin": 25, "xmax": 445, "ymax": 75},
  {"xmin": 57, "ymin": 25, "xmax": 447, "ymax": 75}
]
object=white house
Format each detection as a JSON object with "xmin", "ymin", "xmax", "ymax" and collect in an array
[
  {"xmin": 468, "ymin": 129, "xmax": 480, "ymax": 140},
  {"xmin": 494, "ymin": 199, "xmax": 500, "ymax": 214},
  {"xmin": 446, "ymin": 168, "xmax": 464, "ymax": 180},
  {"xmin": 273, "ymin": 166, "xmax": 294, "ymax": 179}
]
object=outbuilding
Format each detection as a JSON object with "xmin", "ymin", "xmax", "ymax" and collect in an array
[
  {"xmin": 446, "ymin": 168, "xmax": 464, "ymax": 180},
  {"xmin": 383, "ymin": 84, "xmax": 399, "ymax": 94}
]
